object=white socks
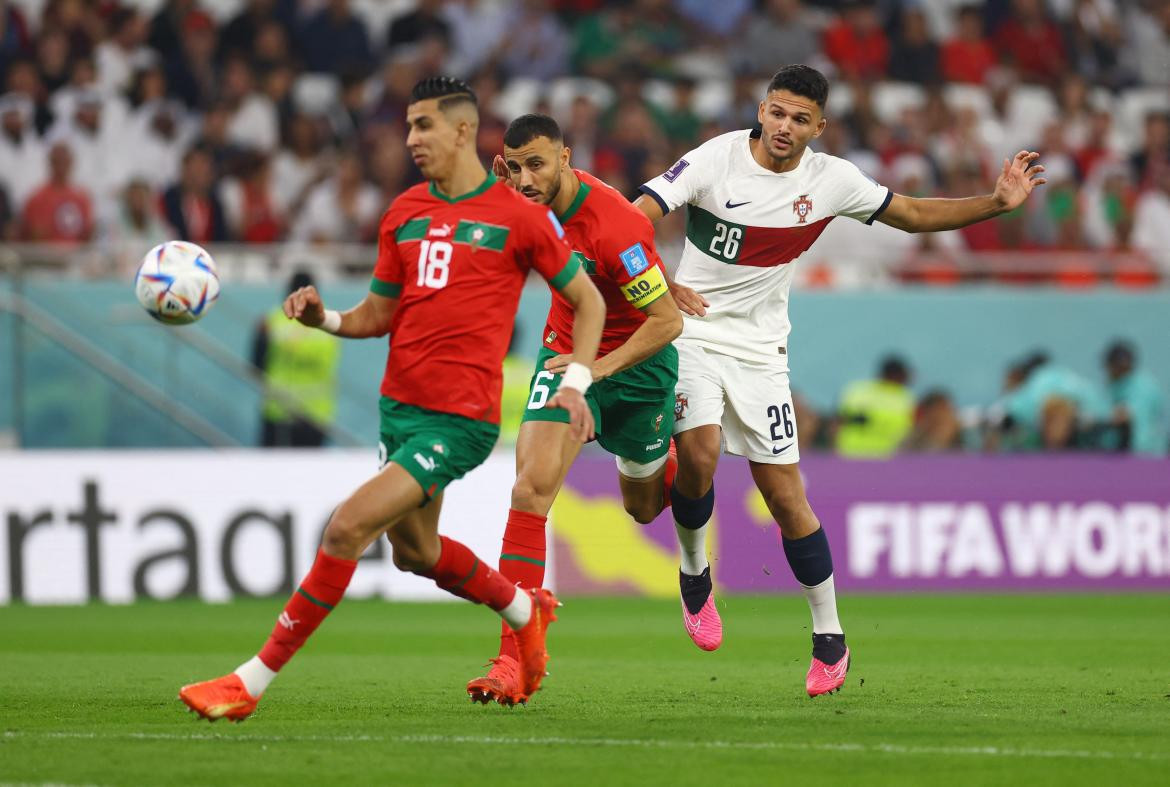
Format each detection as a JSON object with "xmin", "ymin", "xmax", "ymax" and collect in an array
[
  {"xmin": 234, "ymin": 656, "xmax": 278, "ymax": 697},
  {"xmin": 674, "ymin": 521, "xmax": 710, "ymax": 576},
  {"xmin": 499, "ymin": 587, "xmax": 533, "ymax": 630},
  {"xmin": 802, "ymin": 574, "xmax": 844, "ymax": 635}
]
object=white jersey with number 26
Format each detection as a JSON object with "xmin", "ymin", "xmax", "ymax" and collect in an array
[{"xmin": 640, "ymin": 129, "xmax": 891, "ymax": 367}]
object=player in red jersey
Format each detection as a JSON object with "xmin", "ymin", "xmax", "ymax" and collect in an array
[
  {"xmin": 465, "ymin": 114, "xmax": 685, "ymax": 705},
  {"xmin": 178, "ymin": 78, "xmax": 605, "ymax": 722}
]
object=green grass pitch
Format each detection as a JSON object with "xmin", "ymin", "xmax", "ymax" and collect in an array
[{"xmin": 1, "ymin": 594, "xmax": 1168, "ymax": 786}]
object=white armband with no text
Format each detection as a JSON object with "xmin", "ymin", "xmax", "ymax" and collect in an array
[
  {"xmin": 559, "ymin": 362, "xmax": 593, "ymax": 394},
  {"xmin": 319, "ymin": 310, "xmax": 342, "ymax": 334}
]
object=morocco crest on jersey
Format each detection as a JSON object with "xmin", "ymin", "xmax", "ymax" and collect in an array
[{"xmin": 793, "ymin": 194, "xmax": 813, "ymax": 224}]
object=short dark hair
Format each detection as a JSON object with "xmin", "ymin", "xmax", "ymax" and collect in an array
[
  {"xmin": 1104, "ymin": 340, "xmax": 1136, "ymax": 366},
  {"xmin": 879, "ymin": 355, "xmax": 910, "ymax": 382},
  {"xmin": 410, "ymin": 76, "xmax": 477, "ymax": 112},
  {"xmin": 503, "ymin": 113, "xmax": 563, "ymax": 149},
  {"xmin": 767, "ymin": 64, "xmax": 830, "ymax": 109}
]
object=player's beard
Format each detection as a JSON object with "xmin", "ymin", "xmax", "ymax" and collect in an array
[{"xmin": 530, "ymin": 172, "xmax": 561, "ymax": 207}]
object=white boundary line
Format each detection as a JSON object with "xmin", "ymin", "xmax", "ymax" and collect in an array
[{"xmin": 2, "ymin": 731, "xmax": 1167, "ymax": 763}]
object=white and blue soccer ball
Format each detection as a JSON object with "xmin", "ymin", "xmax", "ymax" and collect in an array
[{"xmin": 135, "ymin": 241, "xmax": 220, "ymax": 325}]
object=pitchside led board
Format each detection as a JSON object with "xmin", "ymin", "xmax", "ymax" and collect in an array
[{"xmin": 0, "ymin": 452, "xmax": 1168, "ymax": 604}]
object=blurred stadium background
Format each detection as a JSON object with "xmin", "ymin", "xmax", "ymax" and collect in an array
[{"xmin": 2, "ymin": 1, "xmax": 1169, "ymax": 783}]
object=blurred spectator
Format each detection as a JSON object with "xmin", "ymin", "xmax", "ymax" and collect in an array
[
  {"xmin": 888, "ymin": 7, "xmax": 940, "ymax": 85},
  {"xmin": 1101, "ymin": 340, "xmax": 1167, "ymax": 456},
  {"xmin": 221, "ymin": 57, "xmax": 279, "ymax": 153},
  {"xmin": 993, "ymin": 0, "xmax": 1067, "ymax": 84},
  {"xmin": 161, "ymin": 144, "xmax": 228, "ymax": 243},
  {"xmin": 674, "ymin": 0, "xmax": 753, "ymax": 39},
  {"xmin": 1065, "ymin": 0, "xmax": 1128, "ymax": 88},
  {"xmin": 834, "ymin": 355, "xmax": 915, "ymax": 458},
  {"xmin": 995, "ymin": 352, "xmax": 1110, "ymax": 451},
  {"xmin": 35, "ymin": 26, "xmax": 72, "ymax": 95},
  {"xmin": 253, "ymin": 270, "xmax": 340, "ymax": 448},
  {"xmin": 299, "ymin": 0, "xmax": 374, "ymax": 76},
  {"xmin": 21, "ymin": 141, "xmax": 93, "ymax": 243},
  {"xmin": 736, "ymin": 0, "xmax": 819, "ymax": 75},
  {"xmin": 1130, "ymin": 111, "xmax": 1170, "ymax": 189},
  {"xmin": 49, "ymin": 88, "xmax": 127, "ymax": 204},
  {"xmin": 0, "ymin": 182, "xmax": 14, "ymax": 240},
  {"xmin": 562, "ymin": 93, "xmax": 600, "ymax": 172},
  {"xmin": 941, "ymin": 5, "xmax": 996, "ymax": 84},
  {"xmin": 194, "ymin": 99, "xmax": 246, "ymax": 174},
  {"xmin": 1081, "ymin": 163, "xmax": 1138, "ymax": 249},
  {"xmin": 221, "ymin": 151, "xmax": 283, "ymax": 243},
  {"xmin": 148, "ymin": 0, "xmax": 198, "ymax": 61},
  {"xmin": 95, "ymin": 8, "xmax": 150, "ymax": 97},
  {"xmin": 273, "ymin": 112, "xmax": 332, "ymax": 219},
  {"xmin": 0, "ymin": 91, "xmax": 45, "ymax": 209},
  {"xmin": 166, "ymin": 9, "xmax": 218, "ymax": 109},
  {"xmin": 126, "ymin": 97, "xmax": 193, "ymax": 192},
  {"xmin": 6, "ymin": 56, "xmax": 53, "ymax": 134},
  {"xmin": 386, "ymin": 0, "xmax": 451, "ymax": 49},
  {"xmin": 99, "ymin": 178, "xmax": 171, "ymax": 264},
  {"xmin": 290, "ymin": 148, "xmax": 381, "ymax": 243},
  {"xmin": 905, "ymin": 389, "xmax": 964, "ymax": 452},
  {"xmin": 219, "ymin": 0, "xmax": 290, "ymax": 66},
  {"xmin": 571, "ymin": 0, "xmax": 684, "ymax": 80},
  {"xmin": 823, "ymin": 2, "xmax": 889, "ymax": 80},
  {"xmin": 1131, "ymin": 168, "xmax": 1170, "ymax": 263},
  {"xmin": 497, "ymin": 0, "xmax": 570, "ymax": 81},
  {"xmin": 1127, "ymin": 0, "xmax": 1170, "ymax": 85},
  {"xmin": 0, "ymin": 1, "xmax": 33, "ymax": 79}
]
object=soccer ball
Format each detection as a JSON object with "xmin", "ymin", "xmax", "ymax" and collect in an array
[{"xmin": 135, "ymin": 241, "xmax": 220, "ymax": 325}]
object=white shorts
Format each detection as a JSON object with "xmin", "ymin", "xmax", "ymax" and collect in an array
[{"xmin": 673, "ymin": 340, "xmax": 800, "ymax": 464}]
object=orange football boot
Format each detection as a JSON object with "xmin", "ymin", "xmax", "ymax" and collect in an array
[
  {"xmin": 179, "ymin": 673, "xmax": 259, "ymax": 722},
  {"xmin": 466, "ymin": 652, "xmax": 523, "ymax": 706},
  {"xmin": 507, "ymin": 588, "xmax": 560, "ymax": 704}
]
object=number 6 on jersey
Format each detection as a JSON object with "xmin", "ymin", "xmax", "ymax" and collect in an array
[{"xmin": 417, "ymin": 240, "xmax": 452, "ymax": 289}]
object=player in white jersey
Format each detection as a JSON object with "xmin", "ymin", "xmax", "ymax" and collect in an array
[{"xmin": 635, "ymin": 65, "xmax": 1046, "ymax": 696}]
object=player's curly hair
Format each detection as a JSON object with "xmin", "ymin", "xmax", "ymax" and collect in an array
[
  {"xmin": 410, "ymin": 76, "xmax": 478, "ymax": 111},
  {"xmin": 767, "ymin": 65, "xmax": 829, "ymax": 109}
]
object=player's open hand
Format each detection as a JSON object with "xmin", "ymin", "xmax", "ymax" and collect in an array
[
  {"xmin": 548, "ymin": 386, "xmax": 595, "ymax": 443},
  {"xmin": 492, "ymin": 155, "xmax": 513, "ymax": 184},
  {"xmin": 993, "ymin": 151, "xmax": 1046, "ymax": 212},
  {"xmin": 669, "ymin": 282, "xmax": 708, "ymax": 317},
  {"xmin": 283, "ymin": 285, "xmax": 325, "ymax": 327}
]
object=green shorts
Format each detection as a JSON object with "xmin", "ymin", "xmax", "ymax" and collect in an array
[
  {"xmin": 378, "ymin": 397, "xmax": 499, "ymax": 500},
  {"xmin": 521, "ymin": 343, "xmax": 678, "ymax": 462}
]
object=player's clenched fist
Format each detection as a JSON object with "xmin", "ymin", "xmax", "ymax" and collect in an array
[
  {"xmin": 548, "ymin": 387, "xmax": 595, "ymax": 443},
  {"xmin": 284, "ymin": 285, "xmax": 325, "ymax": 327}
]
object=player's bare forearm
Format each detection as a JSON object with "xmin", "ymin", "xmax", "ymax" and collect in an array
[
  {"xmin": 285, "ymin": 286, "xmax": 396, "ymax": 338},
  {"xmin": 558, "ymin": 269, "xmax": 605, "ymax": 368},
  {"xmin": 878, "ymin": 193, "xmax": 1004, "ymax": 233},
  {"xmin": 878, "ymin": 151, "xmax": 1045, "ymax": 233},
  {"xmin": 633, "ymin": 194, "xmax": 665, "ymax": 223},
  {"xmin": 593, "ymin": 297, "xmax": 682, "ymax": 379},
  {"xmin": 334, "ymin": 293, "xmax": 398, "ymax": 338}
]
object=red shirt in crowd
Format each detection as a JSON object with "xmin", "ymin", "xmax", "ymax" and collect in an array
[
  {"xmin": 941, "ymin": 39, "xmax": 998, "ymax": 84},
  {"xmin": 823, "ymin": 22, "xmax": 889, "ymax": 79},
  {"xmin": 22, "ymin": 184, "xmax": 93, "ymax": 243}
]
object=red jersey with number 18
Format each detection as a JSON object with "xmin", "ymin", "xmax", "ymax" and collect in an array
[
  {"xmin": 542, "ymin": 169, "xmax": 670, "ymax": 356},
  {"xmin": 371, "ymin": 174, "xmax": 577, "ymax": 424}
]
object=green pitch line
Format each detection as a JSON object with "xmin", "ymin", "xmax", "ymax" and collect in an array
[{"xmin": 0, "ymin": 594, "xmax": 1167, "ymax": 787}]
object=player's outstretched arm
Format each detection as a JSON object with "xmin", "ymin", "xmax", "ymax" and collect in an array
[
  {"xmin": 284, "ymin": 286, "xmax": 398, "ymax": 339},
  {"xmin": 878, "ymin": 150, "xmax": 1047, "ymax": 233},
  {"xmin": 547, "ymin": 268, "xmax": 604, "ymax": 442}
]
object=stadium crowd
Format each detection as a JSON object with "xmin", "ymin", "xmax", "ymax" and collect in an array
[
  {"xmin": 801, "ymin": 341, "xmax": 1167, "ymax": 457},
  {"xmin": 0, "ymin": 0, "xmax": 1169, "ymax": 266}
]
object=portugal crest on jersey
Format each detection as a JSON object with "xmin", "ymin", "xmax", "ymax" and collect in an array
[
  {"xmin": 674, "ymin": 393, "xmax": 688, "ymax": 422},
  {"xmin": 793, "ymin": 194, "xmax": 813, "ymax": 224}
]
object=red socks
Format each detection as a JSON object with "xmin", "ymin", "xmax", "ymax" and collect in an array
[
  {"xmin": 258, "ymin": 548, "xmax": 357, "ymax": 672},
  {"xmin": 423, "ymin": 535, "xmax": 517, "ymax": 612},
  {"xmin": 497, "ymin": 509, "xmax": 548, "ymax": 658}
]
